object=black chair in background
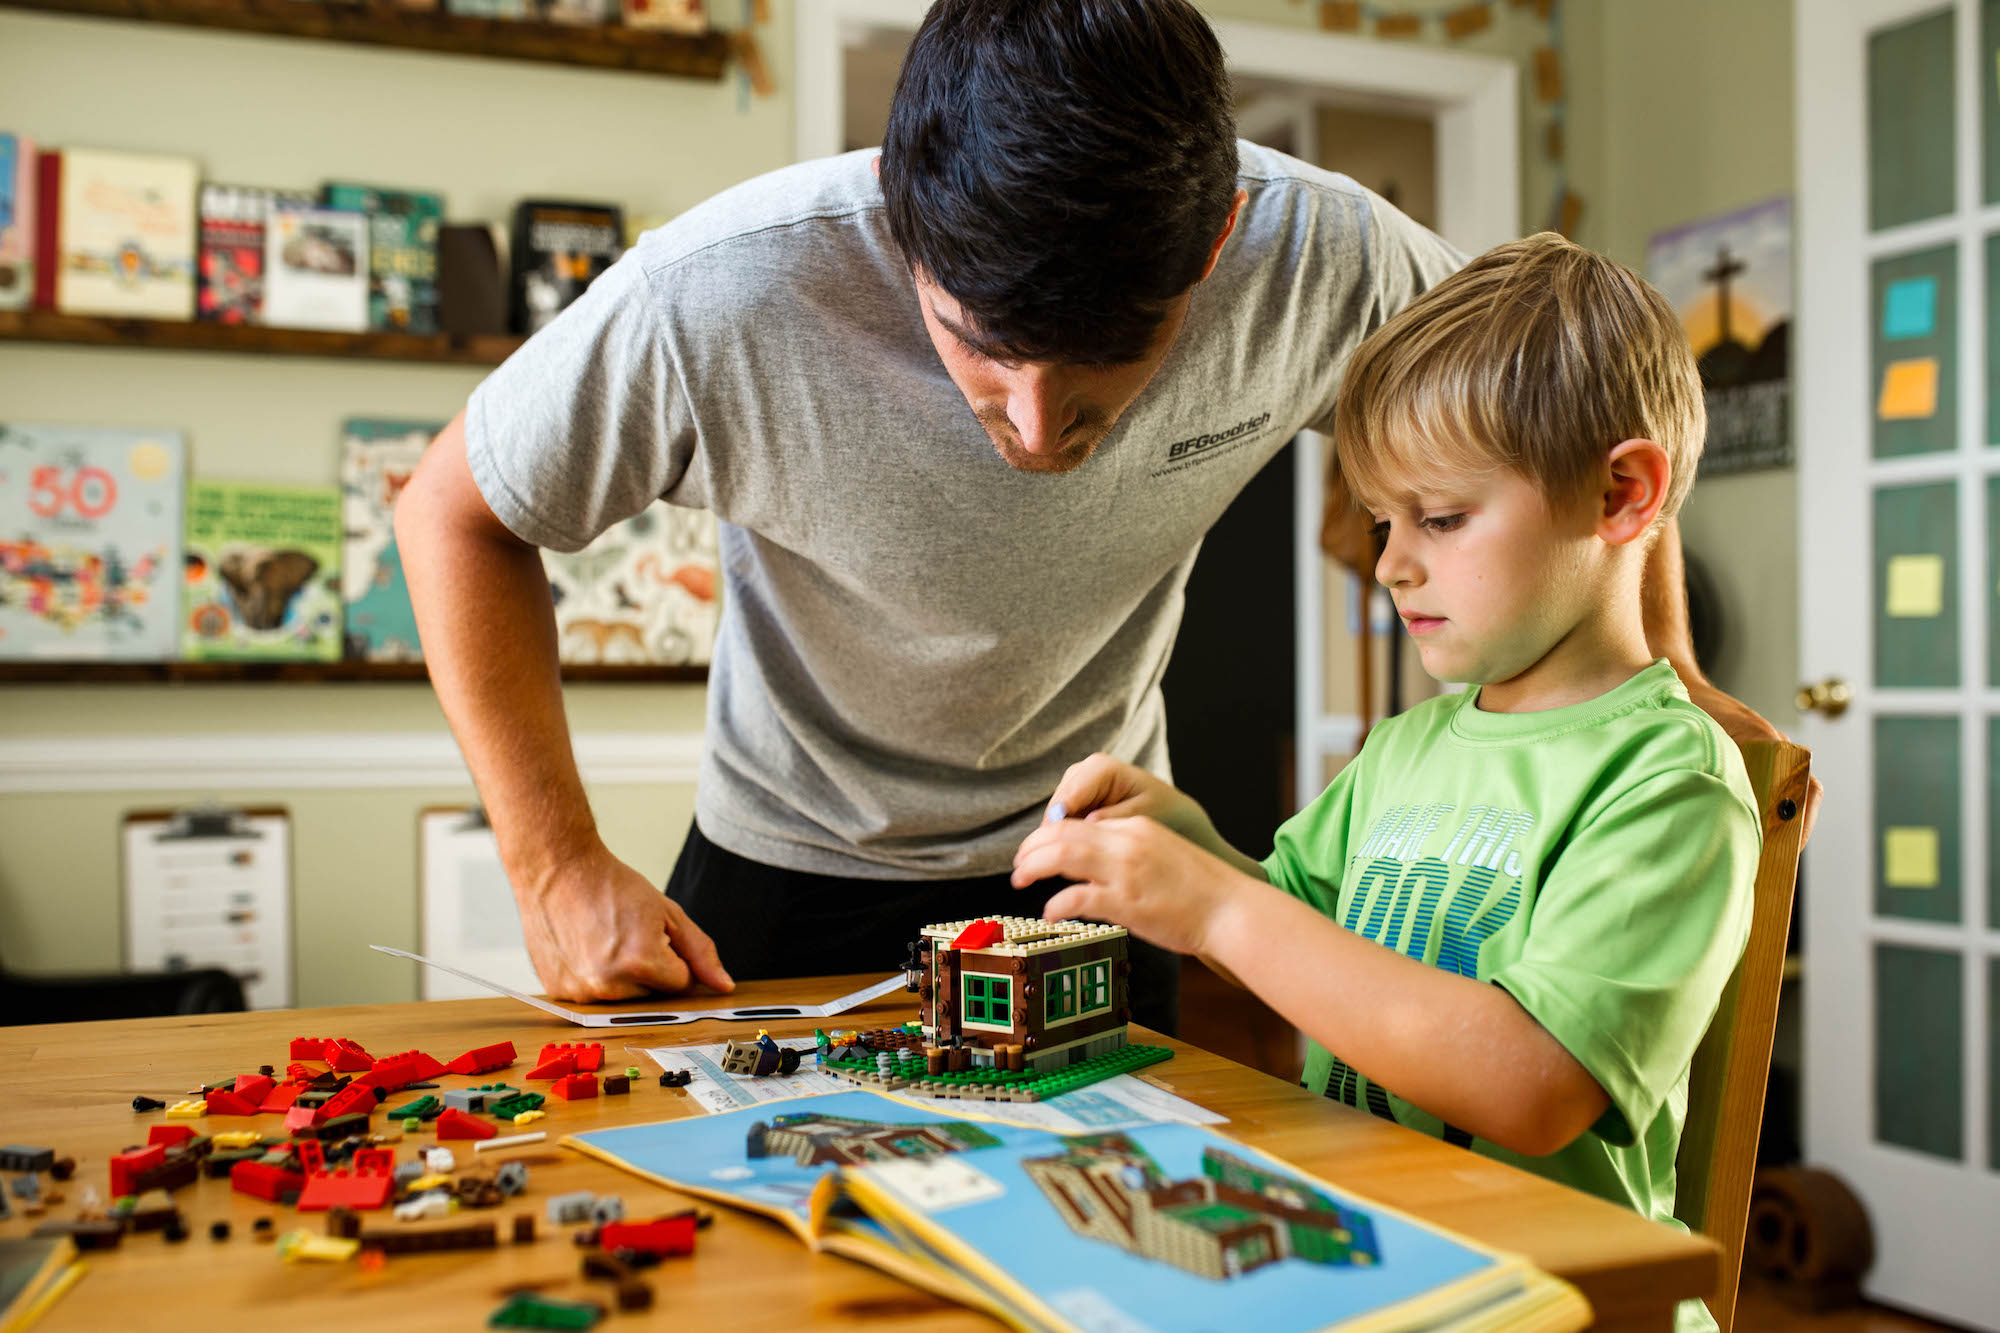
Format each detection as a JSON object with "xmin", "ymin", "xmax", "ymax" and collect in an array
[{"xmin": 1, "ymin": 954, "xmax": 247, "ymax": 1025}]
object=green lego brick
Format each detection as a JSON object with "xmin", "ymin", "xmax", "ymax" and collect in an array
[
  {"xmin": 488, "ymin": 1292, "xmax": 604, "ymax": 1329},
  {"xmin": 387, "ymin": 1095, "xmax": 442, "ymax": 1121}
]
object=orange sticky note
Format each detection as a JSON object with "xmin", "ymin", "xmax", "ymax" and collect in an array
[{"xmin": 1878, "ymin": 357, "xmax": 1939, "ymax": 420}]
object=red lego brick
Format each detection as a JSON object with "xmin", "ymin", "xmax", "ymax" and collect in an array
[
  {"xmin": 204, "ymin": 1088, "xmax": 260, "ymax": 1116},
  {"xmin": 259, "ymin": 1081, "xmax": 305, "ymax": 1114},
  {"xmin": 444, "ymin": 1040, "xmax": 516, "ymax": 1076},
  {"xmin": 289, "ymin": 1037, "xmax": 330, "ymax": 1060},
  {"xmin": 232, "ymin": 1073, "xmax": 275, "ymax": 1104},
  {"xmin": 284, "ymin": 1105, "xmax": 319, "ymax": 1135},
  {"xmin": 436, "ymin": 1108, "xmax": 496, "ymax": 1141},
  {"xmin": 551, "ymin": 1074, "xmax": 598, "ymax": 1101},
  {"xmin": 949, "ymin": 918, "xmax": 1006, "ymax": 949},
  {"xmin": 322, "ymin": 1038, "xmax": 374, "ymax": 1072},
  {"xmin": 147, "ymin": 1125, "xmax": 197, "ymax": 1149},
  {"xmin": 109, "ymin": 1144, "xmax": 166, "ymax": 1198},
  {"xmin": 285, "ymin": 1060, "xmax": 319, "ymax": 1082},
  {"xmin": 315, "ymin": 1083, "xmax": 377, "ymax": 1124},
  {"xmin": 538, "ymin": 1042, "xmax": 604, "ymax": 1072},
  {"xmin": 364, "ymin": 1048, "xmax": 446, "ymax": 1087},
  {"xmin": 526, "ymin": 1054, "xmax": 577, "ymax": 1081},
  {"xmin": 353, "ymin": 1147, "xmax": 394, "ymax": 1175},
  {"xmin": 598, "ymin": 1214, "xmax": 697, "ymax": 1257},
  {"xmin": 297, "ymin": 1168, "xmax": 392, "ymax": 1212},
  {"xmin": 229, "ymin": 1159, "xmax": 304, "ymax": 1202}
]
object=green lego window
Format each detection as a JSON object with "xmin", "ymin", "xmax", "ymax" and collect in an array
[
  {"xmin": 962, "ymin": 973, "xmax": 1012, "ymax": 1027},
  {"xmin": 1045, "ymin": 967, "xmax": 1078, "ymax": 1023},
  {"xmin": 1080, "ymin": 960, "xmax": 1112, "ymax": 1014}
]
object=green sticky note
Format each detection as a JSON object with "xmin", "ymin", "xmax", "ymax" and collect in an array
[{"xmin": 1884, "ymin": 276, "xmax": 1938, "ymax": 339}]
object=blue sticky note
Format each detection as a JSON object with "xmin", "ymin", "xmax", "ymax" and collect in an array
[{"xmin": 1884, "ymin": 277, "xmax": 1938, "ymax": 340}]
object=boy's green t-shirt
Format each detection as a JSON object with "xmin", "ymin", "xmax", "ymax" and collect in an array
[{"xmin": 1261, "ymin": 660, "xmax": 1760, "ymax": 1332}]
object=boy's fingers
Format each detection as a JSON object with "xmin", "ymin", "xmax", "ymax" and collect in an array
[{"xmin": 1052, "ymin": 752, "xmax": 1126, "ymax": 817}]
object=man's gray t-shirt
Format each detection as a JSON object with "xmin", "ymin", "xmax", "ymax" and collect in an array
[{"xmin": 465, "ymin": 141, "xmax": 1465, "ymax": 880}]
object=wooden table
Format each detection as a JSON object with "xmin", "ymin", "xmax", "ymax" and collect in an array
[{"xmin": 0, "ymin": 975, "xmax": 1715, "ymax": 1330}]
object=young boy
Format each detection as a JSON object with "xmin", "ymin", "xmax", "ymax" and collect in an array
[{"xmin": 1011, "ymin": 232, "xmax": 1760, "ymax": 1333}]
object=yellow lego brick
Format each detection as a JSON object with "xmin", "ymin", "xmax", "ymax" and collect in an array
[
  {"xmin": 277, "ymin": 1231, "xmax": 359, "ymax": 1262},
  {"xmin": 512, "ymin": 1109, "xmax": 546, "ymax": 1126},
  {"xmin": 211, "ymin": 1130, "xmax": 262, "ymax": 1150},
  {"xmin": 409, "ymin": 1172, "xmax": 452, "ymax": 1192},
  {"xmin": 164, "ymin": 1100, "xmax": 207, "ymax": 1118}
]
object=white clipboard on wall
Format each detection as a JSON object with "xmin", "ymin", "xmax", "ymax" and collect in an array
[
  {"xmin": 121, "ymin": 805, "xmax": 293, "ymax": 1009},
  {"xmin": 419, "ymin": 806, "xmax": 542, "ymax": 1001}
]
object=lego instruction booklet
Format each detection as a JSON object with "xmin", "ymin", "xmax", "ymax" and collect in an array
[{"xmin": 565, "ymin": 1088, "xmax": 1589, "ymax": 1333}]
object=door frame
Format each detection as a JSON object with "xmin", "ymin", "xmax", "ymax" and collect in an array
[
  {"xmin": 1796, "ymin": 1, "xmax": 1999, "ymax": 1325},
  {"xmin": 795, "ymin": 1, "xmax": 1519, "ymax": 812}
]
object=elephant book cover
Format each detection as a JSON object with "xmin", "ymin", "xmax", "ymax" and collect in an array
[
  {"xmin": 0, "ymin": 422, "xmax": 185, "ymax": 661},
  {"xmin": 182, "ymin": 480, "xmax": 343, "ymax": 661}
]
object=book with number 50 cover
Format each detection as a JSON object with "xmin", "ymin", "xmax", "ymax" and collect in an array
[{"xmin": 0, "ymin": 422, "xmax": 186, "ymax": 661}]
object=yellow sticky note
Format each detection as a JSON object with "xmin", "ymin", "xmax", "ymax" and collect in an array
[
  {"xmin": 1885, "ymin": 553, "xmax": 1946, "ymax": 617},
  {"xmin": 1878, "ymin": 357, "xmax": 1940, "ymax": 420},
  {"xmin": 1884, "ymin": 826, "xmax": 1940, "ymax": 888}
]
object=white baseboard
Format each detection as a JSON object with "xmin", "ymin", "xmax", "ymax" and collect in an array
[{"xmin": 0, "ymin": 731, "xmax": 705, "ymax": 794}]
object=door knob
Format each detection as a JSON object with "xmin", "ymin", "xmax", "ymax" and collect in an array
[{"xmin": 1795, "ymin": 677, "xmax": 1852, "ymax": 718}]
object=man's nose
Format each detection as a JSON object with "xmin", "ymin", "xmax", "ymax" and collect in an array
[{"xmin": 1003, "ymin": 369, "xmax": 1078, "ymax": 454}]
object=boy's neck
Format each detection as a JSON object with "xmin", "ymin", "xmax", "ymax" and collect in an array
[{"xmin": 1475, "ymin": 571, "xmax": 1656, "ymax": 715}]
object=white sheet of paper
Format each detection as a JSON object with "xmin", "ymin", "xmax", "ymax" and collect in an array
[
  {"xmin": 371, "ymin": 945, "xmax": 907, "ymax": 1027},
  {"xmin": 639, "ymin": 1037, "xmax": 832, "ymax": 1113}
]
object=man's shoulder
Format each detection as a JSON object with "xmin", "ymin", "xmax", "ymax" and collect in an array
[{"xmin": 629, "ymin": 151, "xmax": 889, "ymax": 276}]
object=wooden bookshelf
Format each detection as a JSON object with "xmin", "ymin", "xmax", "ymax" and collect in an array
[
  {"xmin": 0, "ymin": 0, "xmax": 736, "ymax": 80},
  {"xmin": 0, "ymin": 309, "xmax": 526, "ymax": 366},
  {"xmin": 0, "ymin": 661, "xmax": 707, "ymax": 683}
]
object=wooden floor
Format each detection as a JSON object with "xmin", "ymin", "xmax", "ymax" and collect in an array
[{"xmin": 1736, "ymin": 1278, "xmax": 1973, "ymax": 1332}]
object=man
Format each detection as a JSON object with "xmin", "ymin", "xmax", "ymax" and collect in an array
[{"xmin": 396, "ymin": 0, "xmax": 1804, "ymax": 1030}]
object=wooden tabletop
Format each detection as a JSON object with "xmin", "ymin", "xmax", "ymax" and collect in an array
[{"xmin": 0, "ymin": 975, "xmax": 1714, "ymax": 1330}]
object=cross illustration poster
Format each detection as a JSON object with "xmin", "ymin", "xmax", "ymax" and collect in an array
[{"xmin": 1647, "ymin": 195, "xmax": 1793, "ymax": 475}]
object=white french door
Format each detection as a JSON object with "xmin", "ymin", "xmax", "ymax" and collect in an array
[{"xmin": 1798, "ymin": 2, "xmax": 2000, "ymax": 1326}]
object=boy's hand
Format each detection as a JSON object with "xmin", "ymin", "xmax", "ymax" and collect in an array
[
  {"xmin": 1046, "ymin": 752, "xmax": 1219, "ymax": 849},
  {"xmin": 1010, "ymin": 815, "xmax": 1254, "ymax": 957}
]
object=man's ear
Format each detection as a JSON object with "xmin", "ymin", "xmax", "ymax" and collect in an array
[
  {"xmin": 1598, "ymin": 438, "xmax": 1672, "ymax": 547},
  {"xmin": 1197, "ymin": 189, "xmax": 1250, "ymax": 284},
  {"xmin": 871, "ymin": 154, "xmax": 881, "ymax": 179}
]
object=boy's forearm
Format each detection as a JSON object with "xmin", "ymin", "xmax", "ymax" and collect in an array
[{"xmin": 1203, "ymin": 886, "xmax": 1606, "ymax": 1155}]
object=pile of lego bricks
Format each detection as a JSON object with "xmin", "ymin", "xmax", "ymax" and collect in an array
[
  {"xmin": 4, "ymin": 1035, "xmax": 705, "ymax": 1329},
  {"xmin": 818, "ymin": 1033, "xmax": 1175, "ymax": 1103}
]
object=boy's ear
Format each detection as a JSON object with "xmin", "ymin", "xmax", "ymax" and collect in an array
[{"xmin": 1597, "ymin": 438, "xmax": 1672, "ymax": 547}]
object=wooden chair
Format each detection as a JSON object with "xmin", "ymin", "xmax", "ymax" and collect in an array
[{"xmin": 1673, "ymin": 738, "xmax": 1813, "ymax": 1333}]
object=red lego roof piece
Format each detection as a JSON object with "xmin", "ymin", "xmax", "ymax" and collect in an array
[
  {"xmin": 204, "ymin": 1088, "xmax": 260, "ymax": 1116},
  {"xmin": 322, "ymin": 1038, "xmax": 374, "ymax": 1072},
  {"xmin": 436, "ymin": 1108, "xmax": 496, "ymax": 1141},
  {"xmin": 315, "ymin": 1083, "xmax": 377, "ymax": 1124},
  {"xmin": 949, "ymin": 919, "xmax": 1007, "ymax": 949},
  {"xmin": 146, "ymin": 1125, "xmax": 197, "ymax": 1149},
  {"xmin": 368, "ymin": 1048, "xmax": 446, "ymax": 1084},
  {"xmin": 232, "ymin": 1074, "xmax": 275, "ymax": 1104},
  {"xmin": 109, "ymin": 1144, "xmax": 166, "ymax": 1198},
  {"xmin": 297, "ymin": 1169, "xmax": 393, "ymax": 1212},
  {"xmin": 284, "ymin": 1105, "xmax": 319, "ymax": 1134},
  {"xmin": 598, "ymin": 1214, "xmax": 697, "ymax": 1257},
  {"xmin": 526, "ymin": 1054, "xmax": 576, "ymax": 1081},
  {"xmin": 260, "ymin": 1081, "xmax": 305, "ymax": 1114},
  {"xmin": 537, "ymin": 1042, "xmax": 603, "ymax": 1072},
  {"xmin": 230, "ymin": 1159, "xmax": 304, "ymax": 1203},
  {"xmin": 551, "ymin": 1074, "xmax": 598, "ymax": 1101},
  {"xmin": 444, "ymin": 1040, "xmax": 516, "ymax": 1076}
]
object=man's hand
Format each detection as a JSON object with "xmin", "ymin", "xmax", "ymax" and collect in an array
[
  {"xmin": 1010, "ymin": 815, "xmax": 1257, "ymax": 957},
  {"xmin": 517, "ymin": 844, "xmax": 734, "ymax": 1002},
  {"xmin": 1684, "ymin": 676, "xmax": 1824, "ymax": 844}
]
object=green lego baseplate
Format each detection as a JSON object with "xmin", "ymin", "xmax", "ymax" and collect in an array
[{"xmin": 819, "ymin": 1040, "xmax": 1173, "ymax": 1102}]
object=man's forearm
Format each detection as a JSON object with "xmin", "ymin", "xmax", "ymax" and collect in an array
[
  {"xmin": 396, "ymin": 427, "xmax": 600, "ymax": 892},
  {"xmin": 1642, "ymin": 518, "xmax": 1704, "ymax": 684}
]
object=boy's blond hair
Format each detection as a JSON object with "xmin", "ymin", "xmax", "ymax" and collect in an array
[{"xmin": 1332, "ymin": 231, "xmax": 1705, "ymax": 527}]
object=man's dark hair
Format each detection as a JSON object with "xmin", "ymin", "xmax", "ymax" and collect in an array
[{"xmin": 880, "ymin": 0, "xmax": 1239, "ymax": 366}]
